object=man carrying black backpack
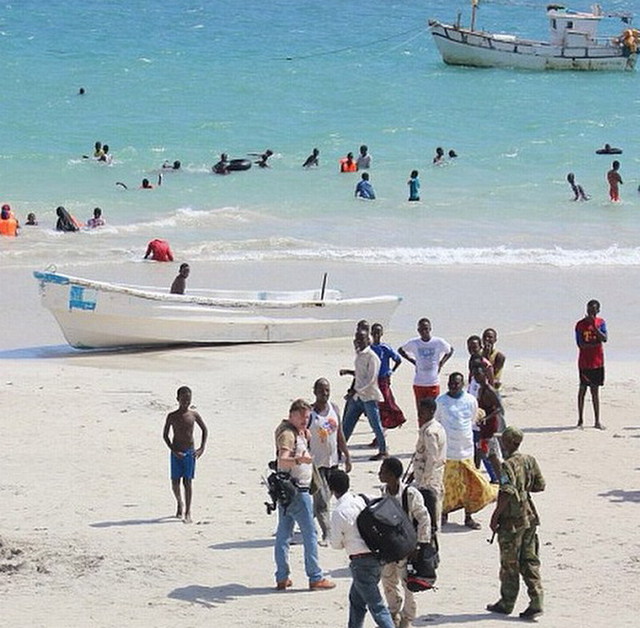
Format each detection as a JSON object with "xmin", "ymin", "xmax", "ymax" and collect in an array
[
  {"xmin": 328, "ymin": 470, "xmax": 395, "ymax": 628},
  {"xmin": 378, "ymin": 457, "xmax": 431, "ymax": 628}
]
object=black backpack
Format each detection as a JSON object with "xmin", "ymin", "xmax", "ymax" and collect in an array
[
  {"xmin": 402, "ymin": 486, "xmax": 440, "ymax": 590},
  {"xmin": 356, "ymin": 494, "xmax": 417, "ymax": 564}
]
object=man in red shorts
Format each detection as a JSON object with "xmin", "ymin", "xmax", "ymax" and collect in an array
[
  {"xmin": 399, "ymin": 318, "xmax": 454, "ymax": 416},
  {"xmin": 575, "ymin": 299, "xmax": 607, "ymax": 429}
]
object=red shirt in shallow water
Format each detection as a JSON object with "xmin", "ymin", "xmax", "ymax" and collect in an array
[{"xmin": 145, "ymin": 239, "xmax": 174, "ymax": 262}]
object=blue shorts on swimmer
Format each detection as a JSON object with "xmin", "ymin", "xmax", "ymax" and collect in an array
[{"xmin": 171, "ymin": 448, "xmax": 196, "ymax": 480}]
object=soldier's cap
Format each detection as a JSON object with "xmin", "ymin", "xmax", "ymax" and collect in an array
[{"xmin": 502, "ymin": 426, "xmax": 524, "ymax": 445}]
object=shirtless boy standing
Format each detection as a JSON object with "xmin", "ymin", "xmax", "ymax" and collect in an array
[{"xmin": 163, "ymin": 386, "xmax": 208, "ymax": 523}]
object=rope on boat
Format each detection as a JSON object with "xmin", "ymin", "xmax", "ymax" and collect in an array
[{"xmin": 275, "ymin": 26, "xmax": 426, "ymax": 61}]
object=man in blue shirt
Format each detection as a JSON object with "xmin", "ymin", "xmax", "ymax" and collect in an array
[{"xmin": 355, "ymin": 172, "xmax": 376, "ymax": 200}]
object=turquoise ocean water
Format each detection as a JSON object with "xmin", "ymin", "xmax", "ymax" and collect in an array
[{"xmin": 2, "ymin": 0, "xmax": 640, "ymax": 270}]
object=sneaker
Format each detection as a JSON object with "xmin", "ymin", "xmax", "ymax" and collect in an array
[
  {"xmin": 309, "ymin": 578, "xmax": 336, "ymax": 591},
  {"xmin": 519, "ymin": 607, "xmax": 543, "ymax": 620},
  {"xmin": 276, "ymin": 578, "xmax": 292, "ymax": 591},
  {"xmin": 369, "ymin": 451, "xmax": 388, "ymax": 461},
  {"xmin": 486, "ymin": 602, "xmax": 510, "ymax": 615}
]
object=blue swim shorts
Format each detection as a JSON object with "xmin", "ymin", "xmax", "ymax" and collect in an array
[{"xmin": 171, "ymin": 448, "xmax": 196, "ymax": 480}]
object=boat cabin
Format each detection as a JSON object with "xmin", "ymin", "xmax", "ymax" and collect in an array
[{"xmin": 547, "ymin": 6, "xmax": 602, "ymax": 45}]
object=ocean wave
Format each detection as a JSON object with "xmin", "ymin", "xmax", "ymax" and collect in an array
[{"xmin": 179, "ymin": 242, "xmax": 640, "ymax": 267}]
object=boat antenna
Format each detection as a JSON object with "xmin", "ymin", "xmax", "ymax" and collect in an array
[
  {"xmin": 470, "ymin": 0, "xmax": 479, "ymax": 32},
  {"xmin": 320, "ymin": 273, "xmax": 328, "ymax": 300}
]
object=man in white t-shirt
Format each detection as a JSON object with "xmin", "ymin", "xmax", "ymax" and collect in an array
[
  {"xmin": 435, "ymin": 373, "xmax": 497, "ymax": 529},
  {"xmin": 399, "ymin": 318, "xmax": 454, "ymax": 415}
]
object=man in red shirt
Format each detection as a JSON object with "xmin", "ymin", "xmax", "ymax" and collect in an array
[
  {"xmin": 575, "ymin": 299, "xmax": 607, "ymax": 429},
  {"xmin": 144, "ymin": 239, "xmax": 174, "ymax": 262}
]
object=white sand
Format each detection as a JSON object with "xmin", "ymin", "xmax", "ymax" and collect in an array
[{"xmin": 1, "ymin": 262, "xmax": 639, "ymax": 627}]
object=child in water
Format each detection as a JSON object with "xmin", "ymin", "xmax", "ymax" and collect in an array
[
  {"xmin": 567, "ymin": 173, "xmax": 590, "ymax": 201},
  {"xmin": 408, "ymin": 170, "xmax": 420, "ymax": 201}
]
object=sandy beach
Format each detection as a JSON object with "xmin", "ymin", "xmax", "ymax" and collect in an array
[{"xmin": 1, "ymin": 261, "xmax": 639, "ymax": 627}]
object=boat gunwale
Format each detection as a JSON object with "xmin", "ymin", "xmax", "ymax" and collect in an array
[{"xmin": 33, "ymin": 271, "xmax": 402, "ymax": 310}]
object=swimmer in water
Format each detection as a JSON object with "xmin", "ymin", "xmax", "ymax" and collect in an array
[
  {"xmin": 433, "ymin": 147, "xmax": 445, "ymax": 165},
  {"xmin": 252, "ymin": 149, "xmax": 273, "ymax": 168},
  {"xmin": 355, "ymin": 172, "xmax": 376, "ymax": 200},
  {"xmin": 26, "ymin": 213, "xmax": 38, "ymax": 226},
  {"xmin": 162, "ymin": 160, "xmax": 181, "ymax": 170},
  {"xmin": 302, "ymin": 148, "xmax": 319, "ymax": 168},
  {"xmin": 212, "ymin": 153, "xmax": 230, "ymax": 175},
  {"xmin": 567, "ymin": 173, "xmax": 590, "ymax": 201}
]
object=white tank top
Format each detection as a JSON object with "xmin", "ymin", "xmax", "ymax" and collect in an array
[{"xmin": 308, "ymin": 403, "xmax": 340, "ymax": 469}]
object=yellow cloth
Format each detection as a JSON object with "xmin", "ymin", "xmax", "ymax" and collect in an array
[{"xmin": 443, "ymin": 458, "xmax": 497, "ymax": 514}]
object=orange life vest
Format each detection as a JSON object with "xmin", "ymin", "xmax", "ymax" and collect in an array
[
  {"xmin": 340, "ymin": 158, "xmax": 357, "ymax": 172},
  {"xmin": 0, "ymin": 217, "xmax": 18, "ymax": 236}
]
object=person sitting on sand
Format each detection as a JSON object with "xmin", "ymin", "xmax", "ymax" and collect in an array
[
  {"xmin": 302, "ymin": 148, "xmax": 319, "ymax": 168},
  {"xmin": 162, "ymin": 386, "xmax": 208, "ymax": 523},
  {"xmin": 355, "ymin": 172, "xmax": 375, "ymax": 200},
  {"xmin": 170, "ymin": 263, "xmax": 190, "ymax": 295},
  {"xmin": 144, "ymin": 238, "xmax": 174, "ymax": 262},
  {"xmin": 567, "ymin": 172, "xmax": 590, "ymax": 201},
  {"xmin": 86, "ymin": 207, "xmax": 105, "ymax": 228}
]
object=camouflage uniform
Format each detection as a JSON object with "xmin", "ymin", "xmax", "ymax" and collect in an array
[{"xmin": 496, "ymin": 451, "xmax": 545, "ymax": 613}]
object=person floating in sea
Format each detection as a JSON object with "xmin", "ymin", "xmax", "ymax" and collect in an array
[
  {"xmin": 55, "ymin": 206, "xmax": 80, "ymax": 232},
  {"xmin": 212, "ymin": 153, "xmax": 230, "ymax": 175},
  {"xmin": 144, "ymin": 238, "xmax": 174, "ymax": 262},
  {"xmin": 78, "ymin": 87, "xmax": 85, "ymax": 95},
  {"xmin": 0, "ymin": 205, "xmax": 19, "ymax": 237},
  {"xmin": 162, "ymin": 160, "xmax": 181, "ymax": 171},
  {"xmin": 355, "ymin": 172, "xmax": 376, "ymax": 199},
  {"xmin": 433, "ymin": 147, "xmax": 445, "ymax": 165},
  {"xmin": 606, "ymin": 160, "xmax": 622, "ymax": 202},
  {"xmin": 162, "ymin": 386, "xmax": 208, "ymax": 524},
  {"xmin": 251, "ymin": 149, "xmax": 273, "ymax": 168},
  {"xmin": 356, "ymin": 144, "xmax": 371, "ymax": 170},
  {"xmin": 448, "ymin": 149, "xmax": 458, "ymax": 159},
  {"xmin": 86, "ymin": 207, "xmax": 105, "ymax": 228},
  {"xmin": 340, "ymin": 152, "xmax": 357, "ymax": 173},
  {"xmin": 408, "ymin": 170, "xmax": 420, "ymax": 201},
  {"xmin": 567, "ymin": 172, "xmax": 590, "ymax": 201},
  {"xmin": 302, "ymin": 148, "xmax": 319, "ymax": 168},
  {"xmin": 595, "ymin": 143, "xmax": 622, "ymax": 155},
  {"xmin": 98, "ymin": 144, "xmax": 112, "ymax": 164},
  {"xmin": 170, "ymin": 263, "xmax": 190, "ymax": 295},
  {"xmin": 140, "ymin": 178, "xmax": 154, "ymax": 189}
]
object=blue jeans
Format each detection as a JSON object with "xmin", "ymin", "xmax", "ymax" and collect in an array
[
  {"xmin": 348, "ymin": 555, "xmax": 395, "ymax": 628},
  {"xmin": 342, "ymin": 398, "xmax": 386, "ymax": 453},
  {"xmin": 274, "ymin": 490, "xmax": 323, "ymax": 583}
]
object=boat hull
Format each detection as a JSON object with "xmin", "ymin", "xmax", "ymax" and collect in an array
[
  {"xmin": 33, "ymin": 272, "xmax": 402, "ymax": 349},
  {"xmin": 430, "ymin": 23, "xmax": 636, "ymax": 71}
]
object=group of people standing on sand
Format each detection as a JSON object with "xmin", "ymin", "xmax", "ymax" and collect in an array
[{"xmin": 161, "ymin": 297, "xmax": 608, "ymax": 626}]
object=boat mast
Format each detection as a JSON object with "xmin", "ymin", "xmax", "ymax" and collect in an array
[{"xmin": 470, "ymin": 0, "xmax": 479, "ymax": 31}]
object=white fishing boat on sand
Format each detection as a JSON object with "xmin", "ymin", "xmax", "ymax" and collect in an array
[
  {"xmin": 429, "ymin": 3, "xmax": 638, "ymax": 71},
  {"xmin": 33, "ymin": 271, "xmax": 402, "ymax": 349}
]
